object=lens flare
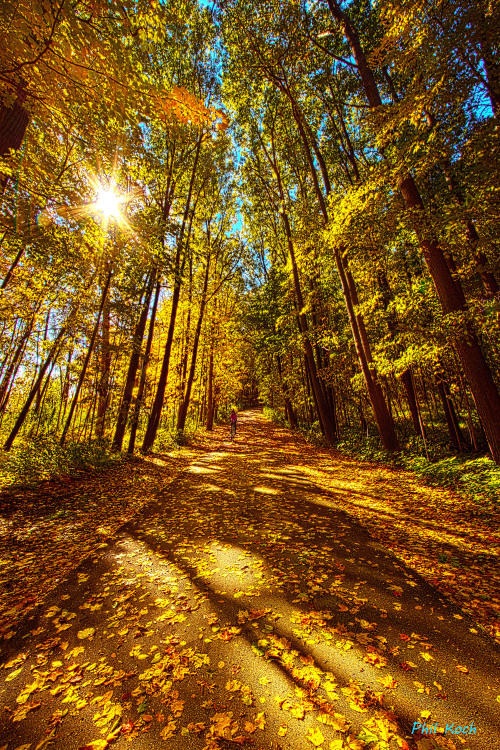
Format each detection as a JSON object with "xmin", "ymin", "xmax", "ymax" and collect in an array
[{"xmin": 96, "ymin": 188, "xmax": 121, "ymax": 219}]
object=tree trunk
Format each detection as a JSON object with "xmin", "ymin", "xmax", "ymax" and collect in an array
[
  {"xmin": 95, "ymin": 274, "xmax": 112, "ymax": 439},
  {"xmin": 277, "ymin": 353, "xmax": 297, "ymax": 428},
  {"xmin": 177, "ymin": 255, "xmax": 211, "ymax": 432},
  {"xmin": 112, "ymin": 268, "xmax": 156, "ymax": 450},
  {"xmin": 4, "ymin": 324, "xmax": 68, "ymax": 450},
  {"xmin": 142, "ymin": 135, "xmax": 203, "ymax": 453},
  {"xmin": 398, "ymin": 369, "xmax": 424, "ymax": 437},
  {"xmin": 0, "ymin": 81, "xmax": 30, "ymax": 191},
  {"xmin": 267, "ymin": 134, "xmax": 337, "ymax": 442},
  {"xmin": 279, "ymin": 92, "xmax": 396, "ymax": 448},
  {"xmin": 127, "ymin": 278, "xmax": 161, "ymax": 455},
  {"xmin": 206, "ymin": 328, "xmax": 216, "ymax": 431},
  {"xmin": 60, "ymin": 269, "xmax": 112, "ymax": 446}
]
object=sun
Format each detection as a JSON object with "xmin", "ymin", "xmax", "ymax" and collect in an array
[{"xmin": 96, "ymin": 188, "xmax": 121, "ymax": 220}]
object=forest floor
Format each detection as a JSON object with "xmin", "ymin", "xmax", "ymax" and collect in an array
[{"xmin": 0, "ymin": 410, "xmax": 499, "ymax": 750}]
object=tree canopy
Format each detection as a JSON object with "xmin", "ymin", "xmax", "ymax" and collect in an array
[{"xmin": 0, "ymin": 0, "xmax": 499, "ymax": 464}]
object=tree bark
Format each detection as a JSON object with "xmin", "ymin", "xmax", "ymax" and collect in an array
[
  {"xmin": 112, "ymin": 268, "xmax": 156, "ymax": 450},
  {"xmin": 95, "ymin": 273, "xmax": 112, "ymax": 439},
  {"xmin": 127, "ymin": 278, "xmax": 161, "ymax": 455},
  {"xmin": 4, "ymin": 323, "xmax": 67, "ymax": 450},
  {"xmin": 142, "ymin": 135, "xmax": 203, "ymax": 452},
  {"xmin": 206, "ymin": 324, "xmax": 216, "ymax": 431},
  {"xmin": 60, "ymin": 269, "xmax": 112, "ymax": 446},
  {"xmin": 177, "ymin": 253, "xmax": 211, "ymax": 432}
]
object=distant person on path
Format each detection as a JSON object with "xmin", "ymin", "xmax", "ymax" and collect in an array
[{"xmin": 230, "ymin": 409, "xmax": 237, "ymax": 441}]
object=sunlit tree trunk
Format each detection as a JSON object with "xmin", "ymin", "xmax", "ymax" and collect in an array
[
  {"xmin": 276, "ymin": 353, "xmax": 297, "ymax": 428},
  {"xmin": 282, "ymin": 95, "xmax": 397, "ymax": 449},
  {"xmin": 206, "ymin": 320, "xmax": 216, "ymax": 431},
  {"xmin": 4, "ymin": 323, "xmax": 68, "ymax": 450}
]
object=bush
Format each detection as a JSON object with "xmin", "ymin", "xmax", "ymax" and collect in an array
[
  {"xmin": 155, "ymin": 424, "xmax": 196, "ymax": 451},
  {"xmin": 401, "ymin": 454, "xmax": 500, "ymax": 508},
  {"xmin": 263, "ymin": 406, "xmax": 287, "ymax": 427},
  {"xmin": 0, "ymin": 436, "xmax": 118, "ymax": 487}
]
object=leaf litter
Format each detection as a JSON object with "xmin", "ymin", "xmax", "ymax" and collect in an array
[{"xmin": 0, "ymin": 413, "xmax": 497, "ymax": 749}]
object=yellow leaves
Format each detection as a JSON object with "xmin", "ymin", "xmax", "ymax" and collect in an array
[
  {"xmin": 77, "ymin": 627, "xmax": 95, "ymax": 640},
  {"xmin": 307, "ymin": 727, "xmax": 325, "ymax": 746},
  {"xmin": 170, "ymin": 699, "xmax": 184, "ymax": 717},
  {"xmin": 420, "ymin": 651, "xmax": 433, "ymax": 662},
  {"xmin": 160, "ymin": 719, "xmax": 177, "ymax": 739},
  {"xmin": 93, "ymin": 702, "xmax": 122, "ymax": 729},
  {"xmin": 4, "ymin": 653, "xmax": 28, "ymax": 670},
  {"xmin": 158, "ymin": 86, "xmax": 212, "ymax": 128},
  {"xmin": 363, "ymin": 651, "xmax": 387, "ymax": 668},
  {"xmin": 456, "ymin": 665, "xmax": 469, "ymax": 673},
  {"xmin": 11, "ymin": 700, "xmax": 41, "ymax": 723},
  {"xmin": 323, "ymin": 680, "xmax": 339, "ymax": 700},
  {"xmin": 209, "ymin": 712, "xmax": 233, "ymax": 739},
  {"xmin": 413, "ymin": 681, "xmax": 429, "ymax": 694},
  {"xmin": 318, "ymin": 712, "xmax": 350, "ymax": 732},
  {"xmin": 81, "ymin": 741, "xmax": 108, "ymax": 750},
  {"xmin": 289, "ymin": 704, "xmax": 305, "ymax": 719},
  {"xmin": 6, "ymin": 667, "xmax": 23, "ymax": 681},
  {"xmin": 16, "ymin": 679, "xmax": 41, "ymax": 704},
  {"xmin": 278, "ymin": 724, "xmax": 288, "ymax": 736},
  {"xmin": 379, "ymin": 674, "xmax": 398, "ymax": 689},
  {"xmin": 225, "ymin": 679, "xmax": 242, "ymax": 692},
  {"xmin": 254, "ymin": 711, "xmax": 266, "ymax": 729}
]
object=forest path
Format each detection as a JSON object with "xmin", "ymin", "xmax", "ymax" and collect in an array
[{"xmin": 0, "ymin": 410, "xmax": 499, "ymax": 750}]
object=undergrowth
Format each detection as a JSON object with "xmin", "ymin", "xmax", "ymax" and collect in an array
[{"xmin": 0, "ymin": 436, "xmax": 120, "ymax": 488}]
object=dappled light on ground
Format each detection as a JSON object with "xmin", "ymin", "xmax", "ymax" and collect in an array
[{"xmin": 0, "ymin": 411, "xmax": 499, "ymax": 749}]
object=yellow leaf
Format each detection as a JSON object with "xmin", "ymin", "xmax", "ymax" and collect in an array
[
  {"xmin": 290, "ymin": 704, "xmax": 305, "ymax": 719},
  {"xmin": 307, "ymin": 727, "xmax": 325, "ymax": 746},
  {"xmin": 420, "ymin": 652, "xmax": 433, "ymax": 662},
  {"xmin": 6, "ymin": 667, "xmax": 23, "ymax": 681},
  {"xmin": 327, "ymin": 713, "xmax": 350, "ymax": 732},
  {"xmin": 278, "ymin": 724, "xmax": 288, "ymax": 736},
  {"xmin": 77, "ymin": 628, "xmax": 95, "ymax": 640},
  {"xmin": 456, "ymin": 665, "xmax": 469, "ymax": 673},
  {"xmin": 225, "ymin": 680, "xmax": 242, "ymax": 692},
  {"xmin": 254, "ymin": 712, "xmax": 266, "ymax": 730},
  {"xmin": 379, "ymin": 674, "xmax": 398, "ymax": 689}
]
